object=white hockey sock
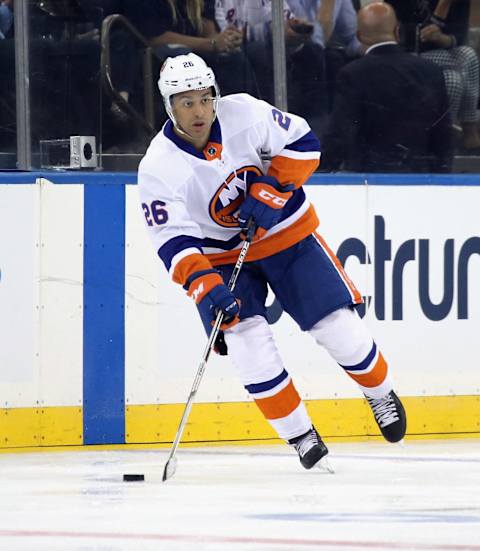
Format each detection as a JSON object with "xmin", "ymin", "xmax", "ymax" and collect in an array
[
  {"xmin": 225, "ymin": 316, "xmax": 312, "ymax": 440},
  {"xmin": 309, "ymin": 307, "xmax": 394, "ymax": 399}
]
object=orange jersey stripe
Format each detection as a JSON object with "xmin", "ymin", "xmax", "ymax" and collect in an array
[
  {"xmin": 347, "ymin": 353, "xmax": 388, "ymax": 388},
  {"xmin": 172, "ymin": 253, "xmax": 213, "ymax": 286},
  {"xmin": 314, "ymin": 231, "xmax": 363, "ymax": 305},
  {"xmin": 207, "ymin": 205, "xmax": 319, "ymax": 266},
  {"xmin": 253, "ymin": 380, "xmax": 302, "ymax": 420},
  {"xmin": 268, "ymin": 156, "xmax": 319, "ymax": 188}
]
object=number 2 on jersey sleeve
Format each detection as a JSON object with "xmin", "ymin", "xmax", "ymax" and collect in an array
[
  {"xmin": 142, "ymin": 200, "xmax": 168, "ymax": 226},
  {"xmin": 272, "ymin": 108, "xmax": 291, "ymax": 130}
]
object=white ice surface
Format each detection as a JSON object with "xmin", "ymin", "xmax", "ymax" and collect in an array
[{"xmin": 0, "ymin": 440, "xmax": 479, "ymax": 551}]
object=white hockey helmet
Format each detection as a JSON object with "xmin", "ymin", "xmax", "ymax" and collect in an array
[{"xmin": 158, "ymin": 53, "xmax": 220, "ymax": 123}]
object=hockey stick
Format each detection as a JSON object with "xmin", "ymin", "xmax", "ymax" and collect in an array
[{"xmin": 162, "ymin": 221, "xmax": 256, "ymax": 482}]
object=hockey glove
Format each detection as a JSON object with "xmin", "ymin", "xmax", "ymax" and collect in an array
[
  {"xmin": 238, "ymin": 175, "xmax": 294, "ymax": 240},
  {"xmin": 187, "ymin": 270, "xmax": 240, "ymax": 331}
]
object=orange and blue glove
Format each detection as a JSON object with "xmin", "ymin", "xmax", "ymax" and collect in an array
[
  {"xmin": 187, "ymin": 269, "xmax": 240, "ymax": 331},
  {"xmin": 238, "ymin": 175, "xmax": 295, "ymax": 240}
]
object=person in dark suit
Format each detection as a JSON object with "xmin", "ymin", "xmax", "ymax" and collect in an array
[
  {"xmin": 321, "ymin": 1, "xmax": 454, "ymax": 173},
  {"xmin": 386, "ymin": 0, "xmax": 480, "ymax": 151}
]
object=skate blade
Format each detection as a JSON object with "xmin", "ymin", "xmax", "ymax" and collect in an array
[{"xmin": 316, "ymin": 457, "xmax": 335, "ymax": 474}]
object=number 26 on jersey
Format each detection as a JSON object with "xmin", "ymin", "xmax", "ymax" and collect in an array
[{"xmin": 142, "ymin": 200, "xmax": 168, "ymax": 226}]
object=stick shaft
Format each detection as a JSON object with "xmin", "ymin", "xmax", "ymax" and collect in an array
[{"xmin": 163, "ymin": 228, "xmax": 254, "ymax": 476}]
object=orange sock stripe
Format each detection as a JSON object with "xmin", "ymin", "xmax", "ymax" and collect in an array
[
  {"xmin": 253, "ymin": 380, "xmax": 302, "ymax": 420},
  {"xmin": 347, "ymin": 352, "xmax": 388, "ymax": 388},
  {"xmin": 314, "ymin": 231, "xmax": 363, "ymax": 304}
]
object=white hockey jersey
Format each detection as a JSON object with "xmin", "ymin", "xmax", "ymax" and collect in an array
[{"xmin": 138, "ymin": 93, "xmax": 320, "ymax": 287}]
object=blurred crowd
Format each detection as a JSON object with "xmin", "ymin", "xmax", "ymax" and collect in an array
[{"xmin": 1, "ymin": 0, "xmax": 480, "ymax": 172}]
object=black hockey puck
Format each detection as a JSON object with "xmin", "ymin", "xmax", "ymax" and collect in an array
[{"xmin": 123, "ymin": 474, "xmax": 145, "ymax": 482}]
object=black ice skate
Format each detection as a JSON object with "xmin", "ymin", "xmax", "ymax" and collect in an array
[
  {"xmin": 365, "ymin": 391, "xmax": 407, "ymax": 443},
  {"xmin": 288, "ymin": 427, "xmax": 329, "ymax": 470}
]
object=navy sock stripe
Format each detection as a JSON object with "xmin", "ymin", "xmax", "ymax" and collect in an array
[
  {"xmin": 245, "ymin": 369, "xmax": 289, "ymax": 394},
  {"xmin": 339, "ymin": 342, "xmax": 377, "ymax": 372}
]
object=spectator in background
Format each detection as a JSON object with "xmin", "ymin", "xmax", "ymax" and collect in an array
[
  {"xmin": 216, "ymin": 0, "xmax": 284, "ymax": 43},
  {"xmin": 122, "ymin": 0, "xmax": 256, "ymax": 97},
  {"xmin": 387, "ymin": 0, "xmax": 480, "ymax": 151},
  {"xmin": 321, "ymin": 2, "xmax": 454, "ymax": 173},
  {"xmin": 215, "ymin": 0, "xmax": 326, "ymax": 121},
  {"xmin": 0, "ymin": 0, "xmax": 12, "ymax": 39},
  {"xmin": 287, "ymin": 0, "xmax": 362, "ymax": 56},
  {"xmin": 286, "ymin": 0, "xmax": 363, "ymax": 110}
]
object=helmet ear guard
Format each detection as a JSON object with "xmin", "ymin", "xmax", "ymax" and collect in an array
[{"xmin": 158, "ymin": 53, "xmax": 220, "ymax": 129}]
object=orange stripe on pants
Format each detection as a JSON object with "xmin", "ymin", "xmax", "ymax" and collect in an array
[
  {"xmin": 346, "ymin": 352, "xmax": 388, "ymax": 388},
  {"xmin": 314, "ymin": 231, "xmax": 363, "ymax": 305},
  {"xmin": 254, "ymin": 380, "xmax": 302, "ymax": 420}
]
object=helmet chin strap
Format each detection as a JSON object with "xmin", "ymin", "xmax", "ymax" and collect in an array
[{"xmin": 171, "ymin": 116, "xmax": 194, "ymax": 140}]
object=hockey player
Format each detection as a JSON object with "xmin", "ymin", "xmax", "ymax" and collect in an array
[{"xmin": 138, "ymin": 53, "xmax": 406, "ymax": 470}]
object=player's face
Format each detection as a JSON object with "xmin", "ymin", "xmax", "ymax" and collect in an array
[{"xmin": 171, "ymin": 89, "xmax": 215, "ymax": 149}]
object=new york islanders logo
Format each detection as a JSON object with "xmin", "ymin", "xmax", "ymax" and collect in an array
[{"xmin": 209, "ymin": 166, "xmax": 262, "ymax": 228}]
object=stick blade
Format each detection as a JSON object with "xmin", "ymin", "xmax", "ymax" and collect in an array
[{"xmin": 162, "ymin": 457, "xmax": 178, "ymax": 482}]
